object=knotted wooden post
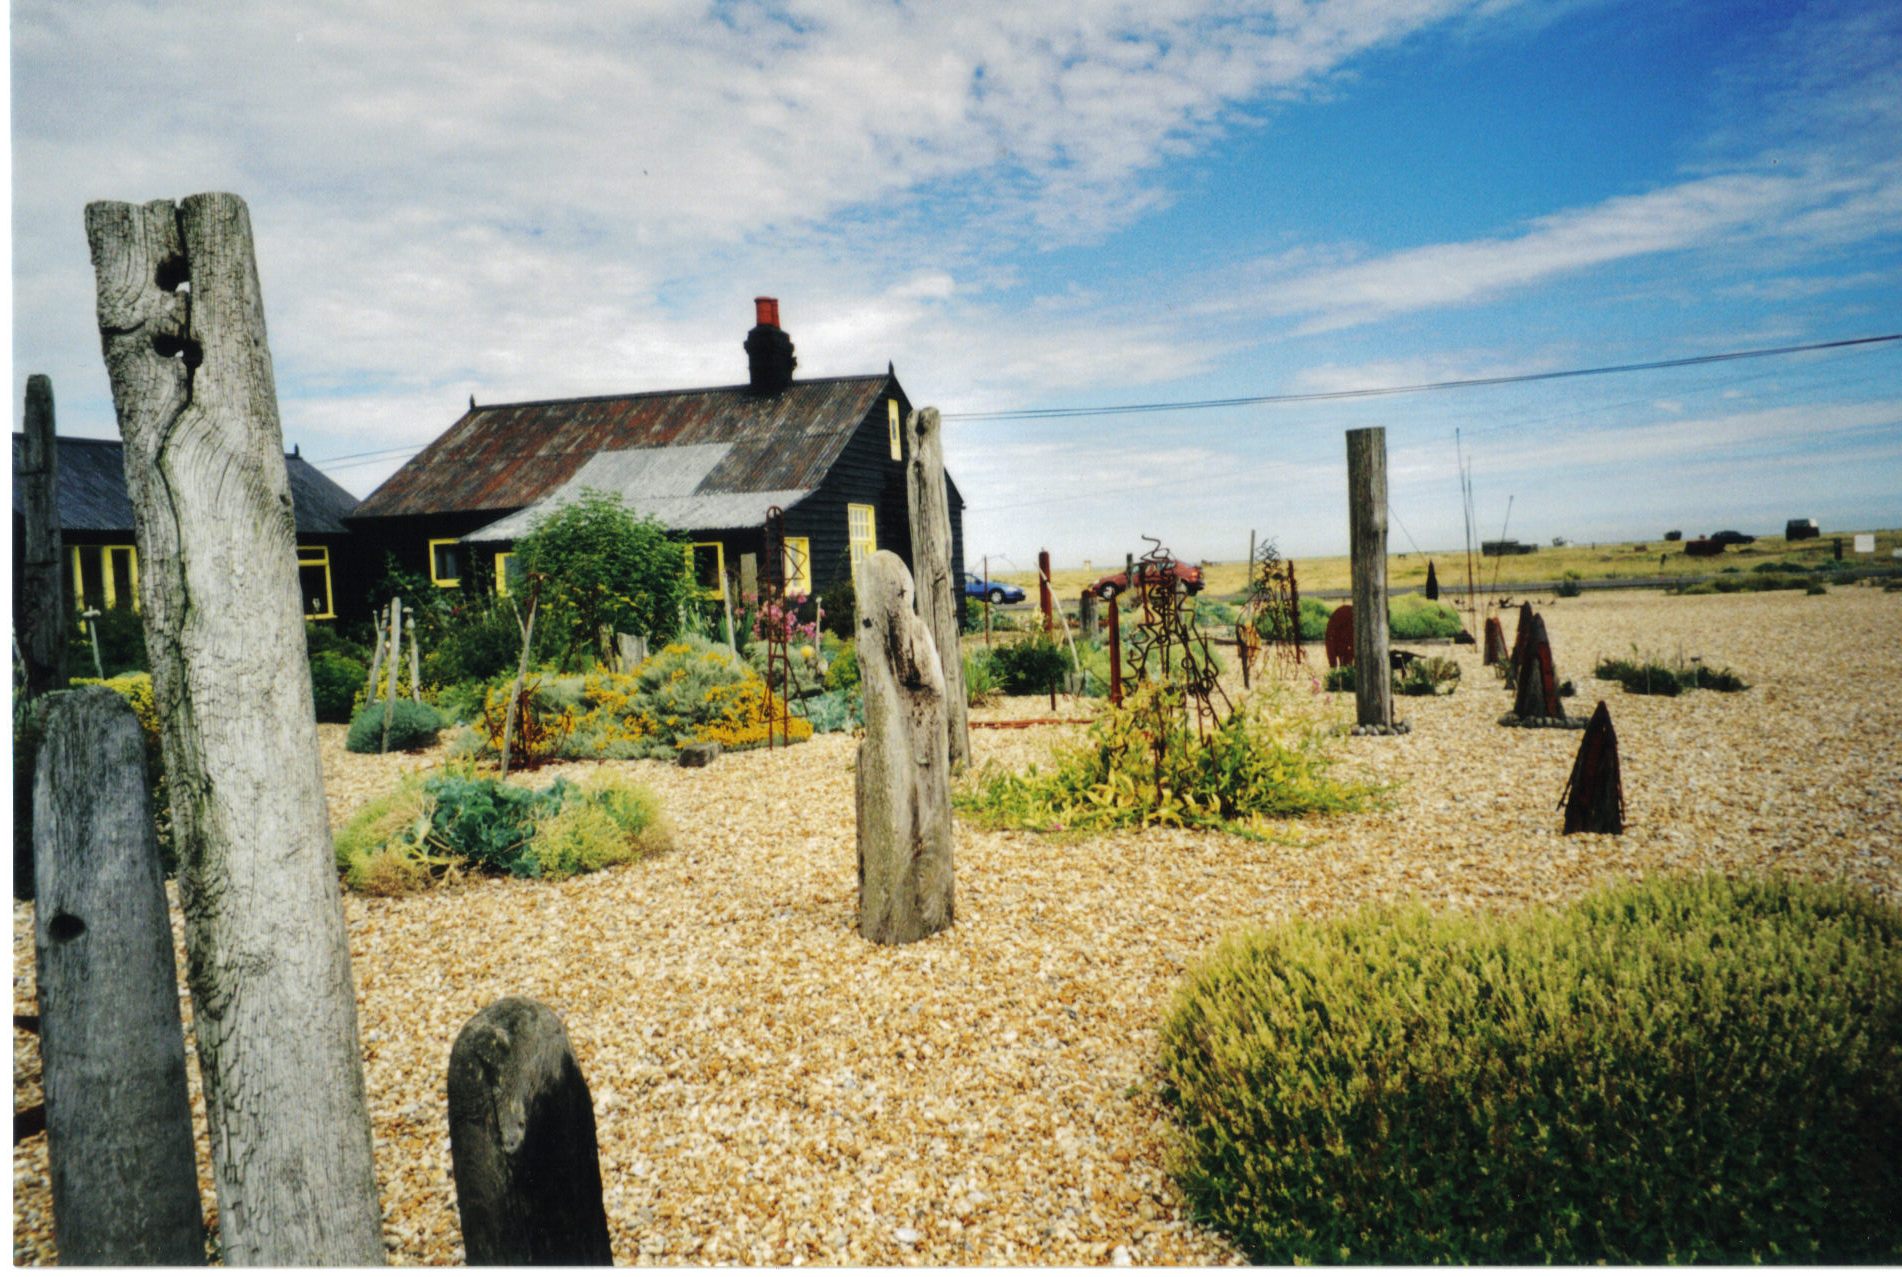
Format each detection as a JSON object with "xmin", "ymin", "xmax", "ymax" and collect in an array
[
  {"xmin": 1038, "ymin": 549, "xmax": 1054, "ymax": 633},
  {"xmin": 905, "ymin": 407, "xmax": 969, "ymax": 770},
  {"xmin": 1346, "ymin": 427, "xmax": 1393, "ymax": 730},
  {"xmin": 20, "ymin": 375, "xmax": 66, "ymax": 700},
  {"xmin": 855, "ymin": 550, "xmax": 954, "ymax": 945},
  {"xmin": 86, "ymin": 192, "xmax": 382, "ymax": 1265},
  {"xmin": 447, "ymin": 998, "xmax": 611, "ymax": 1266},
  {"xmin": 33, "ymin": 687, "xmax": 204, "ymax": 1265}
]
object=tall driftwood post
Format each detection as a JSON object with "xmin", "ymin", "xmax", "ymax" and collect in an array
[
  {"xmin": 855, "ymin": 551, "xmax": 954, "ymax": 945},
  {"xmin": 33, "ymin": 687, "xmax": 204, "ymax": 1265},
  {"xmin": 1346, "ymin": 427, "xmax": 1393, "ymax": 730},
  {"xmin": 408, "ymin": 613, "xmax": 422, "ymax": 703},
  {"xmin": 1038, "ymin": 549, "xmax": 1054, "ymax": 633},
  {"xmin": 20, "ymin": 375, "xmax": 67, "ymax": 699},
  {"xmin": 904, "ymin": 407, "xmax": 969, "ymax": 770},
  {"xmin": 365, "ymin": 611, "xmax": 387, "ymax": 703},
  {"xmin": 381, "ymin": 595, "xmax": 403, "ymax": 752},
  {"xmin": 447, "ymin": 999, "xmax": 612, "ymax": 1266},
  {"xmin": 86, "ymin": 192, "xmax": 383, "ymax": 1266}
]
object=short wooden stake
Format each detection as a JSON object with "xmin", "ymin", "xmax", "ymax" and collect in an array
[
  {"xmin": 855, "ymin": 550, "xmax": 953, "ymax": 945},
  {"xmin": 1038, "ymin": 548, "xmax": 1054, "ymax": 633},
  {"xmin": 447, "ymin": 998, "xmax": 611, "ymax": 1266},
  {"xmin": 1108, "ymin": 594, "xmax": 1123, "ymax": 706},
  {"xmin": 33, "ymin": 686, "xmax": 204, "ymax": 1265},
  {"xmin": 409, "ymin": 615, "xmax": 422, "ymax": 703}
]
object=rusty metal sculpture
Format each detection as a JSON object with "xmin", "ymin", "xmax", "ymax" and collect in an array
[
  {"xmin": 758, "ymin": 506, "xmax": 803, "ymax": 748},
  {"xmin": 1559, "ymin": 701, "xmax": 1625, "ymax": 833},
  {"xmin": 1236, "ymin": 538, "xmax": 1302, "ymax": 687},
  {"xmin": 1323, "ymin": 605, "xmax": 1354, "ymax": 669},
  {"xmin": 1124, "ymin": 536, "xmax": 1229, "ymax": 739},
  {"xmin": 1483, "ymin": 614, "xmax": 1508, "ymax": 667}
]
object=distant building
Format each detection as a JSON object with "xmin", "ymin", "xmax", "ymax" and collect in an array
[
  {"xmin": 1481, "ymin": 539, "xmax": 1537, "ymax": 556},
  {"xmin": 10, "ymin": 433, "xmax": 361, "ymax": 623},
  {"xmin": 346, "ymin": 299, "xmax": 964, "ymax": 621},
  {"xmin": 1785, "ymin": 518, "xmax": 1819, "ymax": 541}
]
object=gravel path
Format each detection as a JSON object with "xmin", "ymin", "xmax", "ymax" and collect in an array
[{"xmin": 14, "ymin": 586, "xmax": 1901, "ymax": 1265}]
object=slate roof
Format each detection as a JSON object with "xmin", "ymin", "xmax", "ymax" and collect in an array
[
  {"xmin": 350, "ymin": 374, "xmax": 893, "ymax": 523},
  {"xmin": 10, "ymin": 433, "xmax": 360, "ymax": 535}
]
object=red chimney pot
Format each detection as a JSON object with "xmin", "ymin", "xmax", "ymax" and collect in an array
[{"xmin": 755, "ymin": 296, "xmax": 780, "ymax": 328}]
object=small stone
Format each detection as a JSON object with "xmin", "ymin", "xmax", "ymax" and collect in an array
[
  {"xmin": 893, "ymin": 1227, "xmax": 920, "ymax": 1245},
  {"xmin": 1112, "ymin": 1244, "xmax": 1134, "ymax": 1266},
  {"xmin": 678, "ymin": 740, "xmax": 721, "ymax": 767}
]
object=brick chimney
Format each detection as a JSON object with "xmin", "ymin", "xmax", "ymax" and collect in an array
[{"xmin": 744, "ymin": 296, "xmax": 797, "ymax": 395}]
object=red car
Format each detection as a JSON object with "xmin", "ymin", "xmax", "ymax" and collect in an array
[{"xmin": 1089, "ymin": 559, "xmax": 1205, "ymax": 599}]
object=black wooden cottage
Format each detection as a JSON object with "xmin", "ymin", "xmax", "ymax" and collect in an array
[
  {"xmin": 9, "ymin": 433, "xmax": 363, "ymax": 624},
  {"xmin": 346, "ymin": 300, "xmax": 965, "ymax": 621}
]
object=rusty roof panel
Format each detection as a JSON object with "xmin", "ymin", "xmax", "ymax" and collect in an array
[{"xmin": 352, "ymin": 374, "xmax": 891, "ymax": 520}]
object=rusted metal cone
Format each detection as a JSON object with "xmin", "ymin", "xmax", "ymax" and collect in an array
[
  {"xmin": 1323, "ymin": 604, "xmax": 1354, "ymax": 668},
  {"xmin": 1560, "ymin": 701, "xmax": 1626, "ymax": 834},
  {"xmin": 1424, "ymin": 560, "xmax": 1439, "ymax": 600},
  {"xmin": 1511, "ymin": 613, "xmax": 1565, "ymax": 720},
  {"xmin": 1483, "ymin": 615, "xmax": 1508, "ymax": 666}
]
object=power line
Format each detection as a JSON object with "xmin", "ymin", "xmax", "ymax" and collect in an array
[{"xmin": 940, "ymin": 333, "xmax": 1901, "ymax": 423}]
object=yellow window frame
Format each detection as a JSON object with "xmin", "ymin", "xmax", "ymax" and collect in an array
[
  {"xmin": 887, "ymin": 399, "xmax": 902, "ymax": 461},
  {"xmin": 428, "ymin": 538, "xmax": 462, "ymax": 587},
  {"xmin": 847, "ymin": 503, "xmax": 877, "ymax": 576},
  {"xmin": 72, "ymin": 544, "xmax": 142, "ymax": 613},
  {"xmin": 494, "ymin": 550, "xmax": 518, "ymax": 597},
  {"xmin": 783, "ymin": 536, "xmax": 812, "ymax": 596},
  {"xmin": 297, "ymin": 545, "xmax": 336, "ymax": 620},
  {"xmin": 684, "ymin": 540, "xmax": 727, "ymax": 597}
]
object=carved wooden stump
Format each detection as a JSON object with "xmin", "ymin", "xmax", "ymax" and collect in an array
[
  {"xmin": 855, "ymin": 551, "xmax": 954, "ymax": 945},
  {"xmin": 1324, "ymin": 605, "xmax": 1354, "ymax": 668},
  {"xmin": 1560, "ymin": 701, "xmax": 1626, "ymax": 834},
  {"xmin": 447, "ymin": 998, "xmax": 612, "ymax": 1266},
  {"xmin": 33, "ymin": 687, "xmax": 205, "ymax": 1266}
]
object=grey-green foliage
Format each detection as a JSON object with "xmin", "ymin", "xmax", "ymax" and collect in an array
[
  {"xmin": 1159, "ymin": 874, "xmax": 1902, "ymax": 1264},
  {"xmin": 344, "ymin": 699, "xmax": 446, "ymax": 753}
]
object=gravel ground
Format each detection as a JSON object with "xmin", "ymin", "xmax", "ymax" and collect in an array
[{"xmin": 14, "ymin": 586, "xmax": 1902, "ymax": 1265}]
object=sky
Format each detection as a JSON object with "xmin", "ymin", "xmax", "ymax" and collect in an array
[{"xmin": 10, "ymin": 0, "xmax": 1901, "ymax": 574}]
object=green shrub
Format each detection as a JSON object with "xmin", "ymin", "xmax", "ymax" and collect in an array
[
  {"xmin": 1594, "ymin": 653, "xmax": 1747, "ymax": 696},
  {"xmin": 1255, "ymin": 597, "xmax": 1332, "ymax": 643},
  {"xmin": 345, "ymin": 699, "xmax": 446, "ymax": 753},
  {"xmin": 824, "ymin": 639, "xmax": 860, "ymax": 692},
  {"xmin": 1395, "ymin": 654, "xmax": 1461, "ymax": 696},
  {"xmin": 1677, "ymin": 581, "xmax": 1718, "ymax": 594},
  {"xmin": 797, "ymin": 688, "xmax": 862, "ymax": 733},
  {"xmin": 1158, "ymin": 875, "xmax": 1902, "ymax": 1264},
  {"xmin": 1806, "ymin": 581, "xmax": 1828, "ymax": 595},
  {"xmin": 1753, "ymin": 559, "xmax": 1815, "ymax": 574},
  {"xmin": 818, "ymin": 574, "xmax": 856, "ymax": 640},
  {"xmin": 962, "ymin": 648, "xmax": 1001, "ymax": 704},
  {"xmin": 1554, "ymin": 570, "xmax": 1583, "ymax": 598},
  {"xmin": 310, "ymin": 651, "xmax": 368, "ymax": 723},
  {"xmin": 68, "ymin": 607, "xmax": 148, "ymax": 678},
  {"xmin": 1387, "ymin": 594, "xmax": 1462, "ymax": 640},
  {"xmin": 1323, "ymin": 665, "xmax": 1355, "ymax": 692},
  {"xmin": 989, "ymin": 631, "xmax": 1070, "ymax": 694},
  {"xmin": 305, "ymin": 620, "xmax": 373, "ymax": 665},
  {"xmin": 514, "ymin": 490, "xmax": 690, "ymax": 667},
  {"xmin": 334, "ymin": 767, "xmax": 668, "ymax": 891},
  {"xmin": 959, "ymin": 684, "xmax": 1371, "ymax": 835}
]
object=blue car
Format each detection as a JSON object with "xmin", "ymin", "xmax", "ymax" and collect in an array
[{"xmin": 961, "ymin": 573, "xmax": 1025, "ymax": 604}]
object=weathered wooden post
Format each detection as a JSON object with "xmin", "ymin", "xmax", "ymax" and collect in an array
[
  {"xmin": 381, "ymin": 595, "xmax": 403, "ymax": 752},
  {"xmin": 33, "ymin": 687, "xmax": 204, "ymax": 1265},
  {"xmin": 1038, "ymin": 549, "xmax": 1054, "ymax": 632},
  {"xmin": 1107, "ymin": 593, "xmax": 1123, "ymax": 706},
  {"xmin": 855, "ymin": 550, "xmax": 954, "ymax": 945},
  {"xmin": 1078, "ymin": 587, "xmax": 1098, "ymax": 640},
  {"xmin": 1560, "ymin": 701, "xmax": 1625, "ymax": 834},
  {"xmin": 447, "ymin": 999, "xmax": 612, "ymax": 1266},
  {"xmin": 409, "ymin": 613, "xmax": 422, "ymax": 703},
  {"xmin": 87, "ymin": 192, "xmax": 383, "ymax": 1265},
  {"xmin": 365, "ymin": 608, "xmax": 388, "ymax": 703},
  {"xmin": 20, "ymin": 375, "xmax": 67, "ymax": 699},
  {"xmin": 1346, "ymin": 427, "xmax": 1393, "ymax": 730},
  {"xmin": 905, "ymin": 407, "xmax": 969, "ymax": 770}
]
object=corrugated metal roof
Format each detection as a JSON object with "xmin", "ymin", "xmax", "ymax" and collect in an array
[
  {"xmin": 352, "ymin": 374, "xmax": 892, "ymax": 521},
  {"xmin": 463, "ymin": 444, "xmax": 809, "ymax": 541},
  {"xmin": 11, "ymin": 433, "xmax": 359, "ymax": 535}
]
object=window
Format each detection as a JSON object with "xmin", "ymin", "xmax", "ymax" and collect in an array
[
  {"xmin": 847, "ymin": 504, "xmax": 877, "ymax": 576},
  {"xmin": 888, "ymin": 398, "xmax": 902, "ymax": 461},
  {"xmin": 298, "ymin": 545, "xmax": 335, "ymax": 620},
  {"xmin": 782, "ymin": 536, "xmax": 812, "ymax": 596},
  {"xmin": 69, "ymin": 544, "xmax": 140, "ymax": 614},
  {"xmin": 494, "ymin": 551, "xmax": 522, "ymax": 597},
  {"xmin": 429, "ymin": 538, "xmax": 462, "ymax": 587},
  {"xmin": 685, "ymin": 541, "xmax": 726, "ymax": 596}
]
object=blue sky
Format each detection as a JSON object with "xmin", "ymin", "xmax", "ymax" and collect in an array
[{"xmin": 10, "ymin": 0, "xmax": 1900, "ymax": 572}]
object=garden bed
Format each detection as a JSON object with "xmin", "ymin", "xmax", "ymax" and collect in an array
[{"xmin": 14, "ymin": 587, "xmax": 1902, "ymax": 1265}]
